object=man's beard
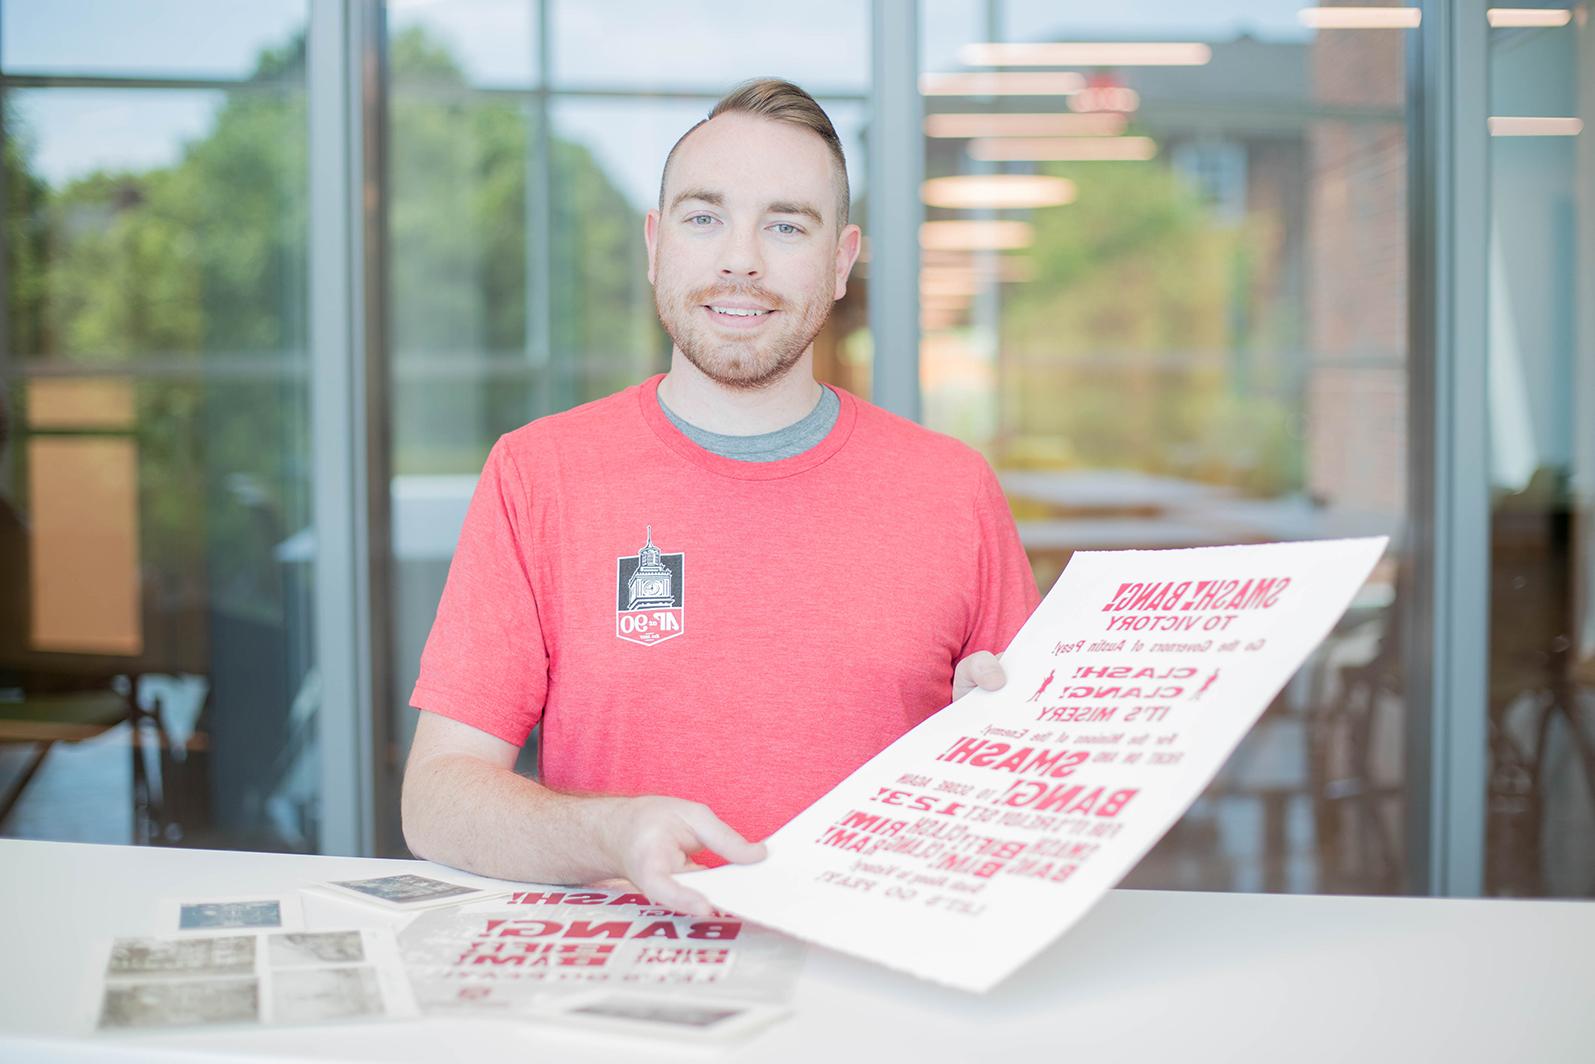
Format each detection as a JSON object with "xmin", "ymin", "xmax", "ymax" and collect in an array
[{"xmin": 653, "ymin": 275, "xmax": 834, "ymax": 392}]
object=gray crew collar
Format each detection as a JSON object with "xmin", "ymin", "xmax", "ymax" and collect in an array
[{"xmin": 657, "ymin": 385, "xmax": 841, "ymax": 463}]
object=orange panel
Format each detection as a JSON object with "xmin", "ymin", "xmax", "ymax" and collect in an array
[
  {"xmin": 27, "ymin": 378, "xmax": 137, "ymax": 431},
  {"xmin": 27, "ymin": 437, "xmax": 142, "ymax": 656}
]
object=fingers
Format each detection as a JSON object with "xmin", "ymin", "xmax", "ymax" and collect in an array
[
  {"xmin": 632, "ymin": 860, "xmax": 715, "ymax": 917},
  {"xmin": 954, "ymin": 650, "xmax": 1007, "ymax": 698},
  {"xmin": 678, "ymin": 803, "xmax": 767, "ymax": 866},
  {"xmin": 605, "ymin": 798, "xmax": 761, "ymax": 917},
  {"xmin": 973, "ymin": 651, "xmax": 1007, "ymax": 689}
]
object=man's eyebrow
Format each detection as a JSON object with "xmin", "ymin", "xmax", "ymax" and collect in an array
[
  {"xmin": 766, "ymin": 200, "xmax": 824, "ymax": 226},
  {"xmin": 668, "ymin": 189, "xmax": 824, "ymax": 227},
  {"xmin": 670, "ymin": 188, "xmax": 723, "ymax": 211}
]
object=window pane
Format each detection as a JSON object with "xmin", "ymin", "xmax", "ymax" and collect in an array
[
  {"xmin": 549, "ymin": 0, "xmax": 869, "ymax": 92},
  {"xmin": 387, "ymin": 0, "xmax": 538, "ymax": 89},
  {"xmin": 1, "ymin": 0, "xmax": 306, "ymax": 80},
  {"xmin": 7, "ymin": 88, "xmax": 306, "ymax": 364},
  {"xmin": 1485, "ymin": 3, "xmax": 1593, "ymax": 898},
  {"xmin": 388, "ymin": 86, "xmax": 533, "ymax": 473},
  {"xmin": 2, "ymin": 32, "xmax": 316, "ymax": 852},
  {"xmin": 547, "ymin": 97, "xmax": 689, "ymax": 401},
  {"xmin": 920, "ymin": 1, "xmax": 1410, "ymax": 893}
]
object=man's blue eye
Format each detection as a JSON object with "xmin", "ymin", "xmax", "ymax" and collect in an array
[
  {"xmin": 688, "ymin": 214, "xmax": 714, "ymax": 225},
  {"xmin": 772, "ymin": 223, "xmax": 800, "ymax": 235}
]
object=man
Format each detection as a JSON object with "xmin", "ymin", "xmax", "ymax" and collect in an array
[{"xmin": 402, "ymin": 79, "xmax": 1039, "ymax": 916}]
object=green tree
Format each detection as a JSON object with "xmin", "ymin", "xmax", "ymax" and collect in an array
[
  {"xmin": 1000, "ymin": 157, "xmax": 1299, "ymax": 496},
  {"xmin": 5, "ymin": 100, "xmax": 53, "ymax": 361},
  {"xmin": 387, "ymin": 25, "xmax": 652, "ymax": 472},
  {"xmin": 5, "ymin": 24, "xmax": 645, "ymax": 617}
]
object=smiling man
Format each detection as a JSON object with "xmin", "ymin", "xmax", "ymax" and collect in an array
[{"xmin": 401, "ymin": 79, "xmax": 1039, "ymax": 915}]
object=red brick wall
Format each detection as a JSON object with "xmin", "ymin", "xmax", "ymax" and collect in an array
[{"xmin": 1305, "ymin": 3, "xmax": 1409, "ymax": 517}]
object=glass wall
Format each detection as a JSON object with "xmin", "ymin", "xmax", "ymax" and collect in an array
[
  {"xmin": 920, "ymin": 0, "xmax": 1412, "ymax": 893},
  {"xmin": 5, "ymin": 2, "xmax": 1586, "ymax": 896},
  {"xmin": 0, "ymin": 0, "xmax": 321, "ymax": 850},
  {"xmin": 1484, "ymin": 1, "xmax": 1592, "ymax": 897},
  {"xmin": 376, "ymin": 0, "xmax": 873, "ymax": 852}
]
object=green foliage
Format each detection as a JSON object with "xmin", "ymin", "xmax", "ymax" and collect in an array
[
  {"xmin": 4, "ymin": 24, "xmax": 645, "ymax": 618},
  {"xmin": 998, "ymin": 156, "xmax": 1302, "ymax": 496},
  {"xmin": 5, "ymin": 102, "xmax": 51, "ymax": 361},
  {"xmin": 386, "ymin": 26, "xmax": 652, "ymax": 472}
]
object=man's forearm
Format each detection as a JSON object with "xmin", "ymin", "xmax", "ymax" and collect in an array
[{"xmin": 401, "ymin": 752, "xmax": 624, "ymax": 885}]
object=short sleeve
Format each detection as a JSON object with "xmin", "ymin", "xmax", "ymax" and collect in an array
[
  {"xmin": 961, "ymin": 461, "xmax": 1041, "ymax": 658},
  {"xmin": 410, "ymin": 439, "xmax": 549, "ymax": 746}
]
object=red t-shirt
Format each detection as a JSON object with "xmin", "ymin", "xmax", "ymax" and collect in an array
[{"xmin": 411, "ymin": 374, "xmax": 1039, "ymax": 845}]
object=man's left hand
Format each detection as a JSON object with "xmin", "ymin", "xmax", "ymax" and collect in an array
[{"xmin": 953, "ymin": 651, "xmax": 1007, "ymax": 701}]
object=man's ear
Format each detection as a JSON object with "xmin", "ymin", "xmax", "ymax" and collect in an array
[
  {"xmin": 833, "ymin": 223, "xmax": 863, "ymax": 300},
  {"xmin": 644, "ymin": 209, "xmax": 661, "ymax": 286}
]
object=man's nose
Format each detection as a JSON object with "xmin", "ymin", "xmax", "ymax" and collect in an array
[{"xmin": 718, "ymin": 224, "xmax": 763, "ymax": 278}]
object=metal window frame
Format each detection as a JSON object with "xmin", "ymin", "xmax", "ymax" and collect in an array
[
  {"xmin": 869, "ymin": 0, "xmax": 922, "ymax": 421},
  {"xmin": 308, "ymin": 0, "xmax": 386, "ymax": 856},
  {"xmin": 1406, "ymin": 0, "xmax": 1490, "ymax": 896},
  {"xmin": 527, "ymin": 0, "xmax": 554, "ymax": 413}
]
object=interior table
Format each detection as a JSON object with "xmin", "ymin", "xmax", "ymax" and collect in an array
[{"xmin": 1, "ymin": 838, "xmax": 1590, "ymax": 1062}]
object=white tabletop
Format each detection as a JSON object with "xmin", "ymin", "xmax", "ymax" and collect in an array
[{"xmin": 1, "ymin": 839, "xmax": 1591, "ymax": 1062}]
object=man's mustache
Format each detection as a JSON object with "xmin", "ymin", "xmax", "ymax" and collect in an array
[{"xmin": 688, "ymin": 284, "xmax": 785, "ymax": 310}]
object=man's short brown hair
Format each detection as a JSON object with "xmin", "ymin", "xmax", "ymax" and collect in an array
[{"xmin": 658, "ymin": 77, "xmax": 851, "ymax": 228}]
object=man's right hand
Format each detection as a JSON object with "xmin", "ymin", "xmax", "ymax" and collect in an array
[
  {"xmin": 594, "ymin": 796, "xmax": 766, "ymax": 917},
  {"xmin": 403, "ymin": 712, "xmax": 765, "ymax": 911}
]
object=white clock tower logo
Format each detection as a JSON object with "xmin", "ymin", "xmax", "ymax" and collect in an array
[{"xmin": 616, "ymin": 527, "xmax": 685, "ymax": 646}]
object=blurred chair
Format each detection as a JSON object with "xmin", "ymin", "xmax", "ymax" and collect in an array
[
  {"xmin": 0, "ymin": 686, "xmax": 146, "ymax": 829},
  {"xmin": 1308, "ymin": 579, "xmax": 1403, "ymax": 894},
  {"xmin": 0, "ymin": 479, "xmax": 195, "ymax": 843},
  {"xmin": 1487, "ymin": 476, "xmax": 1595, "ymax": 896}
]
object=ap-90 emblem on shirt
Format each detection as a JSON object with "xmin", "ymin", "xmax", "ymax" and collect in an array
[{"xmin": 616, "ymin": 526, "xmax": 685, "ymax": 646}]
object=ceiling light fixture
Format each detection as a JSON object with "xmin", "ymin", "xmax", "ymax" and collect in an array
[
  {"xmin": 1487, "ymin": 116, "xmax": 1583, "ymax": 135},
  {"xmin": 968, "ymin": 136, "xmax": 1158, "ymax": 162},
  {"xmin": 921, "ymin": 268, "xmax": 1034, "ymax": 292},
  {"xmin": 920, "ymin": 294, "xmax": 974, "ymax": 311},
  {"xmin": 920, "ymin": 221, "xmax": 1036, "ymax": 251},
  {"xmin": 921, "ymin": 174, "xmax": 1077, "ymax": 209},
  {"xmin": 958, "ymin": 42, "xmax": 1213, "ymax": 67},
  {"xmin": 922, "ymin": 249, "xmax": 1008, "ymax": 268},
  {"xmin": 1068, "ymin": 85, "xmax": 1141, "ymax": 114},
  {"xmin": 925, "ymin": 112, "xmax": 1128, "ymax": 138},
  {"xmin": 1298, "ymin": 6, "xmax": 1422, "ymax": 29},
  {"xmin": 1486, "ymin": 8, "xmax": 1573, "ymax": 27},
  {"xmin": 920, "ymin": 72, "xmax": 1088, "ymax": 96},
  {"xmin": 920, "ymin": 275, "xmax": 985, "ymax": 298},
  {"xmin": 920, "ymin": 255, "xmax": 1038, "ymax": 282}
]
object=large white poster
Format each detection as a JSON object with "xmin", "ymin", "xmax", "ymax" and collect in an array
[{"xmin": 697, "ymin": 538, "xmax": 1388, "ymax": 992}]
